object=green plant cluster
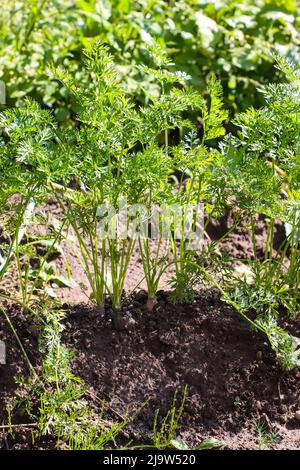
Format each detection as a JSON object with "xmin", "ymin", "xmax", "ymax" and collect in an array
[
  {"xmin": 0, "ymin": 24, "xmax": 300, "ymax": 446},
  {"xmin": 0, "ymin": 45, "xmax": 299, "ymax": 373}
]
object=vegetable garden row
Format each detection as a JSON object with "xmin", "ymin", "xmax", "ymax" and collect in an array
[{"xmin": 0, "ymin": 0, "xmax": 299, "ymax": 451}]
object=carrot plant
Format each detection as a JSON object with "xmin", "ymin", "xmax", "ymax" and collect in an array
[
  {"xmin": 50, "ymin": 43, "xmax": 205, "ymax": 311},
  {"xmin": 0, "ymin": 43, "xmax": 228, "ymax": 313},
  {"xmin": 167, "ymin": 75, "xmax": 229, "ymax": 303},
  {"xmin": 0, "ymin": 99, "xmax": 72, "ymax": 311},
  {"xmin": 206, "ymin": 56, "xmax": 300, "ymax": 369},
  {"xmin": 0, "ymin": 100, "xmax": 55, "ymax": 287},
  {"xmin": 0, "ymin": 42, "xmax": 299, "ymax": 368},
  {"xmin": 216, "ymin": 56, "xmax": 300, "ymax": 317}
]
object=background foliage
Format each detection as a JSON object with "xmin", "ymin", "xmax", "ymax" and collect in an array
[{"xmin": 1, "ymin": 0, "xmax": 300, "ymax": 124}]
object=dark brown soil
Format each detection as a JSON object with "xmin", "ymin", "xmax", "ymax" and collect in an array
[
  {"xmin": 61, "ymin": 293, "xmax": 300, "ymax": 450},
  {"xmin": 0, "ymin": 304, "xmax": 41, "ymax": 449}
]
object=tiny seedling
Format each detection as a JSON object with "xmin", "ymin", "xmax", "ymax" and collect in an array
[{"xmin": 254, "ymin": 420, "xmax": 280, "ymax": 450}]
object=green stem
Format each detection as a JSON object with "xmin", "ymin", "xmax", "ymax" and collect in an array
[{"xmin": 0, "ymin": 306, "xmax": 39, "ymax": 381}]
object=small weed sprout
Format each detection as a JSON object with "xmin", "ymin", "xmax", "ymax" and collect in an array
[
  {"xmin": 152, "ymin": 386, "xmax": 187, "ymax": 450},
  {"xmin": 254, "ymin": 420, "xmax": 280, "ymax": 450}
]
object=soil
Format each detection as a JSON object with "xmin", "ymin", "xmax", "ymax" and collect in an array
[
  {"xmin": 1, "ymin": 292, "xmax": 300, "ymax": 450},
  {"xmin": 61, "ymin": 292, "xmax": 300, "ymax": 450},
  {"xmin": 0, "ymin": 207, "xmax": 299, "ymax": 450},
  {"xmin": 0, "ymin": 304, "xmax": 40, "ymax": 449}
]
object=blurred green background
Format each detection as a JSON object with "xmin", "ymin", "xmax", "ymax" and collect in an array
[{"xmin": 0, "ymin": 0, "xmax": 299, "ymax": 124}]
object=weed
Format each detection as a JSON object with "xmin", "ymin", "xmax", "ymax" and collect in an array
[
  {"xmin": 16, "ymin": 305, "xmax": 132, "ymax": 450},
  {"xmin": 254, "ymin": 420, "xmax": 280, "ymax": 450},
  {"xmin": 152, "ymin": 386, "xmax": 187, "ymax": 450}
]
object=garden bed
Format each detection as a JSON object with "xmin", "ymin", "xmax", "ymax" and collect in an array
[
  {"xmin": 1, "ymin": 11, "xmax": 300, "ymax": 451},
  {"xmin": 1, "ymin": 206, "xmax": 299, "ymax": 450},
  {"xmin": 1, "ymin": 290, "xmax": 300, "ymax": 449}
]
